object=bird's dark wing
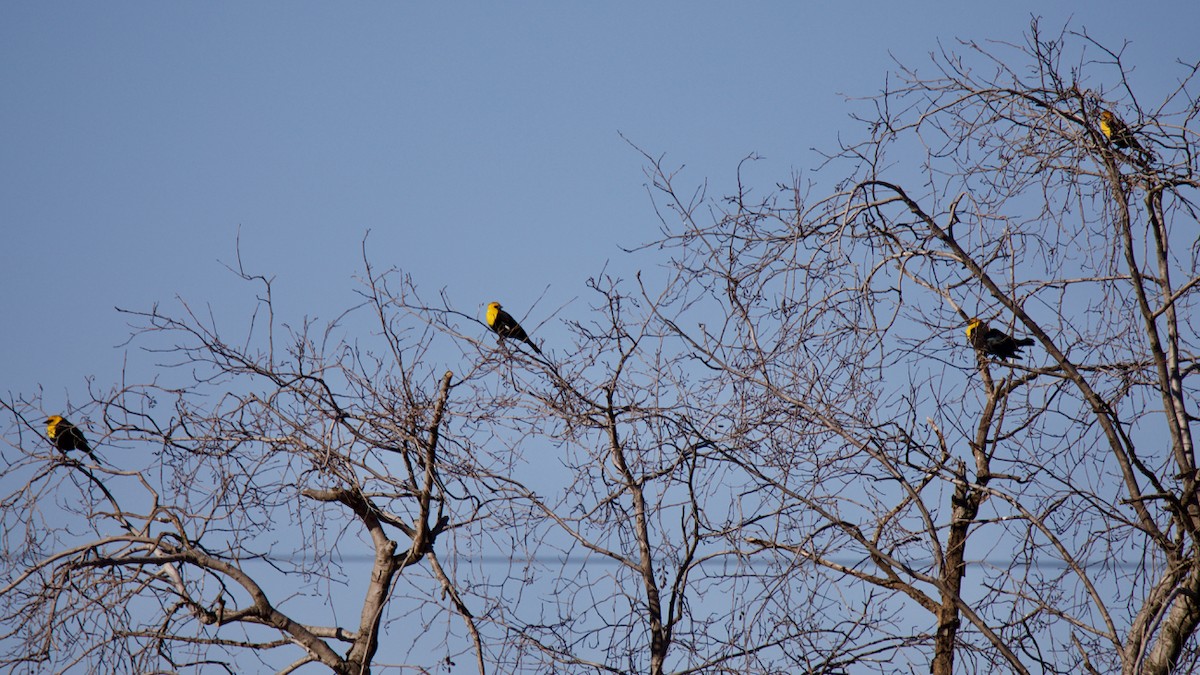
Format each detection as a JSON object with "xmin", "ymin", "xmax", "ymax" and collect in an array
[{"xmin": 496, "ymin": 310, "xmax": 541, "ymax": 354}]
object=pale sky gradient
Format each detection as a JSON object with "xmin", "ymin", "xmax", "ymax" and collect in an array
[{"xmin": 5, "ymin": 3, "xmax": 1197, "ymax": 403}]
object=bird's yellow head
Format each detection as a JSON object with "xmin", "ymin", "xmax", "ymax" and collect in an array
[
  {"xmin": 1098, "ymin": 111, "xmax": 1116, "ymax": 136},
  {"xmin": 46, "ymin": 415, "xmax": 64, "ymax": 438},
  {"xmin": 486, "ymin": 302, "xmax": 502, "ymax": 326},
  {"xmin": 966, "ymin": 318, "xmax": 983, "ymax": 339}
]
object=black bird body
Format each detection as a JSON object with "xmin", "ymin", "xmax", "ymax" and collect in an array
[
  {"xmin": 486, "ymin": 301, "xmax": 542, "ymax": 354},
  {"xmin": 966, "ymin": 318, "xmax": 1034, "ymax": 360},
  {"xmin": 46, "ymin": 415, "xmax": 95, "ymax": 459},
  {"xmin": 1099, "ymin": 110, "xmax": 1145, "ymax": 152}
]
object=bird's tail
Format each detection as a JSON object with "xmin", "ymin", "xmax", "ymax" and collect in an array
[
  {"xmin": 1017, "ymin": 338, "xmax": 1035, "ymax": 347},
  {"xmin": 1135, "ymin": 146, "xmax": 1156, "ymax": 169}
]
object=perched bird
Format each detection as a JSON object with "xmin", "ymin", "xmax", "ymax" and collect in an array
[
  {"xmin": 966, "ymin": 318, "xmax": 1035, "ymax": 360},
  {"xmin": 46, "ymin": 415, "xmax": 95, "ymax": 459},
  {"xmin": 1098, "ymin": 110, "xmax": 1144, "ymax": 152},
  {"xmin": 486, "ymin": 301, "xmax": 542, "ymax": 354}
]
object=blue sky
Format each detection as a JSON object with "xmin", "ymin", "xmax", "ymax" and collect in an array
[
  {"xmin": 3, "ymin": 3, "xmax": 1198, "ymax": 671},
  {"xmin": 4, "ymin": 3, "xmax": 1197, "ymax": 402}
]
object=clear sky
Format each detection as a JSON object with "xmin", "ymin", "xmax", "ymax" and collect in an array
[{"xmin": 4, "ymin": 2, "xmax": 1196, "ymax": 404}]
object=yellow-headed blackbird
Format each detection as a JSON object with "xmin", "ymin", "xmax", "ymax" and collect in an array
[
  {"xmin": 486, "ymin": 301, "xmax": 542, "ymax": 354},
  {"xmin": 966, "ymin": 318, "xmax": 1035, "ymax": 360},
  {"xmin": 1099, "ymin": 110, "xmax": 1144, "ymax": 152},
  {"xmin": 46, "ymin": 415, "xmax": 95, "ymax": 459}
]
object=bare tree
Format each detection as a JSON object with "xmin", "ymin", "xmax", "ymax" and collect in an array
[
  {"xmin": 1, "ymin": 257, "xmax": 484, "ymax": 674},
  {"xmin": 643, "ymin": 20, "xmax": 1199, "ymax": 675},
  {"xmin": 399, "ymin": 274, "xmax": 878, "ymax": 674}
]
